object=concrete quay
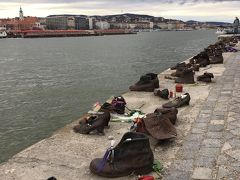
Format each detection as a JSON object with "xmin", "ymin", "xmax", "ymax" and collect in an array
[{"xmin": 0, "ymin": 45, "xmax": 239, "ymax": 180}]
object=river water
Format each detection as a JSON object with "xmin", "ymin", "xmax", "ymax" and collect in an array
[{"xmin": 0, "ymin": 30, "xmax": 217, "ymax": 163}]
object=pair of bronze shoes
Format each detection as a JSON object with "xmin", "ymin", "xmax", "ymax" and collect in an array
[
  {"xmin": 129, "ymin": 73, "xmax": 159, "ymax": 92},
  {"xmin": 197, "ymin": 72, "xmax": 214, "ymax": 83},
  {"xmin": 73, "ymin": 110, "xmax": 110, "ymax": 135},
  {"xmin": 162, "ymin": 93, "xmax": 191, "ymax": 108}
]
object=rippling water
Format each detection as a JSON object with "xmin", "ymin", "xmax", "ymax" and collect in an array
[{"xmin": 0, "ymin": 30, "xmax": 217, "ymax": 163}]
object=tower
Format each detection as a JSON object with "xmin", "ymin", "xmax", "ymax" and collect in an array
[{"xmin": 19, "ymin": 6, "xmax": 24, "ymax": 20}]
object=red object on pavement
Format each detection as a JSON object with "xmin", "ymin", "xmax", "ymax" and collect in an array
[
  {"xmin": 138, "ymin": 175, "xmax": 155, "ymax": 180},
  {"xmin": 175, "ymin": 84, "xmax": 183, "ymax": 92}
]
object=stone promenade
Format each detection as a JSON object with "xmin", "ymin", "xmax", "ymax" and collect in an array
[{"xmin": 164, "ymin": 53, "xmax": 240, "ymax": 179}]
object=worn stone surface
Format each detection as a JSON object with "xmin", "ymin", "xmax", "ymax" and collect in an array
[
  {"xmin": 165, "ymin": 50, "xmax": 240, "ymax": 179},
  {"xmin": 192, "ymin": 167, "xmax": 212, "ymax": 180}
]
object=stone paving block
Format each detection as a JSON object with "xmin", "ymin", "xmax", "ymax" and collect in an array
[
  {"xmin": 203, "ymin": 101, "xmax": 216, "ymax": 107},
  {"xmin": 211, "ymin": 115, "xmax": 225, "ymax": 120},
  {"xmin": 228, "ymin": 120, "xmax": 240, "ymax": 128},
  {"xmin": 228, "ymin": 111, "xmax": 237, "ymax": 118},
  {"xmin": 173, "ymin": 159, "xmax": 194, "ymax": 172},
  {"xmin": 228, "ymin": 161, "xmax": 240, "ymax": 173},
  {"xmin": 200, "ymin": 110, "xmax": 212, "ymax": 114},
  {"xmin": 230, "ymin": 128, "xmax": 240, "ymax": 136},
  {"xmin": 216, "ymin": 154, "xmax": 235, "ymax": 165},
  {"xmin": 201, "ymin": 106, "xmax": 213, "ymax": 111},
  {"xmin": 179, "ymin": 149, "xmax": 196, "ymax": 159},
  {"xmin": 208, "ymin": 124, "xmax": 225, "ymax": 132},
  {"xmin": 192, "ymin": 128, "xmax": 205, "ymax": 134},
  {"xmin": 225, "ymin": 149, "xmax": 240, "ymax": 161},
  {"xmin": 210, "ymin": 120, "xmax": 224, "ymax": 125},
  {"xmin": 198, "ymin": 147, "xmax": 220, "ymax": 157},
  {"xmin": 182, "ymin": 141, "xmax": 201, "ymax": 151},
  {"xmin": 202, "ymin": 139, "xmax": 222, "ymax": 148},
  {"xmin": 218, "ymin": 97, "xmax": 230, "ymax": 103},
  {"xmin": 165, "ymin": 170, "xmax": 191, "ymax": 180},
  {"xmin": 192, "ymin": 167, "xmax": 212, "ymax": 180},
  {"xmin": 194, "ymin": 156, "xmax": 216, "ymax": 168},
  {"xmin": 224, "ymin": 131, "xmax": 235, "ymax": 140},
  {"xmin": 220, "ymin": 91, "xmax": 233, "ymax": 97},
  {"xmin": 198, "ymin": 113, "xmax": 211, "ymax": 119},
  {"xmin": 217, "ymin": 166, "xmax": 231, "ymax": 179},
  {"xmin": 207, "ymin": 96, "xmax": 218, "ymax": 102},
  {"xmin": 179, "ymin": 141, "xmax": 201, "ymax": 159},
  {"xmin": 214, "ymin": 106, "xmax": 228, "ymax": 112},
  {"xmin": 185, "ymin": 133, "xmax": 204, "ymax": 142},
  {"xmin": 227, "ymin": 116, "xmax": 235, "ymax": 123},
  {"xmin": 212, "ymin": 111, "xmax": 226, "ymax": 116},
  {"xmin": 206, "ymin": 132, "xmax": 223, "ymax": 139},
  {"xmin": 228, "ymin": 138, "xmax": 240, "ymax": 148},
  {"xmin": 228, "ymin": 107, "xmax": 239, "ymax": 113},
  {"xmin": 193, "ymin": 123, "xmax": 208, "ymax": 130},
  {"xmin": 195, "ymin": 117, "xmax": 209, "ymax": 123}
]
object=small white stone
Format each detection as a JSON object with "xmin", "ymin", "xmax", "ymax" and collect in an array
[
  {"xmin": 210, "ymin": 120, "xmax": 224, "ymax": 125},
  {"xmin": 221, "ymin": 142, "xmax": 232, "ymax": 153},
  {"xmin": 108, "ymin": 136, "xmax": 114, "ymax": 140}
]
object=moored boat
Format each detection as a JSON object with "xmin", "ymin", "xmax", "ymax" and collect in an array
[
  {"xmin": 0, "ymin": 31, "xmax": 7, "ymax": 38},
  {"xmin": 0, "ymin": 27, "xmax": 7, "ymax": 38}
]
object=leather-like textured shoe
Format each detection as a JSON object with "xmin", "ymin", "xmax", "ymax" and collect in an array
[
  {"xmin": 73, "ymin": 110, "xmax": 110, "ymax": 135},
  {"xmin": 154, "ymin": 89, "xmax": 169, "ymax": 99},
  {"xmin": 175, "ymin": 68, "xmax": 195, "ymax": 84},
  {"xmin": 210, "ymin": 53, "xmax": 223, "ymax": 64},
  {"xmin": 197, "ymin": 72, "xmax": 214, "ymax": 82},
  {"xmin": 129, "ymin": 73, "xmax": 159, "ymax": 92},
  {"xmin": 154, "ymin": 107, "xmax": 178, "ymax": 125},
  {"xmin": 100, "ymin": 96, "xmax": 126, "ymax": 114},
  {"xmin": 190, "ymin": 51, "xmax": 210, "ymax": 67},
  {"xmin": 162, "ymin": 93, "xmax": 191, "ymax": 108},
  {"xmin": 170, "ymin": 62, "xmax": 187, "ymax": 70},
  {"xmin": 143, "ymin": 113, "xmax": 177, "ymax": 140},
  {"xmin": 192, "ymin": 64, "xmax": 200, "ymax": 71},
  {"xmin": 90, "ymin": 132, "xmax": 154, "ymax": 178}
]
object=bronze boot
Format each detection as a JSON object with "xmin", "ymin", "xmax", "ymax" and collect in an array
[
  {"xmin": 90, "ymin": 132, "xmax": 154, "ymax": 178},
  {"xmin": 175, "ymin": 68, "xmax": 195, "ymax": 84},
  {"xmin": 73, "ymin": 111, "xmax": 110, "ymax": 135},
  {"xmin": 197, "ymin": 72, "xmax": 214, "ymax": 83},
  {"xmin": 129, "ymin": 74, "xmax": 156, "ymax": 92},
  {"xmin": 210, "ymin": 53, "xmax": 223, "ymax": 64}
]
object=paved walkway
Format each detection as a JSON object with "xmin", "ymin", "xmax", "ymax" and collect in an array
[{"xmin": 164, "ymin": 53, "xmax": 240, "ymax": 179}]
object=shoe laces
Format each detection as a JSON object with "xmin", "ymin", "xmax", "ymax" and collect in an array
[{"xmin": 97, "ymin": 140, "xmax": 115, "ymax": 172}]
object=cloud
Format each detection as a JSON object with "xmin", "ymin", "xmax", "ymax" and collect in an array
[
  {"xmin": 1, "ymin": 0, "xmax": 240, "ymax": 3},
  {"xmin": 0, "ymin": 0, "xmax": 239, "ymax": 22}
]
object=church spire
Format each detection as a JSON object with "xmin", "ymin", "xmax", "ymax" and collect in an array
[{"xmin": 19, "ymin": 6, "xmax": 24, "ymax": 20}]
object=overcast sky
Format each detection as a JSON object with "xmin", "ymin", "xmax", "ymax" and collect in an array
[{"xmin": 0, "ymin": 0, "xmax": 239, "ymax": 22}]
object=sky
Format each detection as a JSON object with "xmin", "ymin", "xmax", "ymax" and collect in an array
[{"xmin": 0, "ymin": 0, "xmax": 240, "ymax": 22}]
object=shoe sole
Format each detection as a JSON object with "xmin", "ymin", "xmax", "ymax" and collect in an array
[{"xmin": 90, "ymin": 165, "xmax": 153, "ymax": 178}]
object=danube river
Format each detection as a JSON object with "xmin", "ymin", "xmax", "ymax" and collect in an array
[{"xmin": 0, "ymin": 30, "xmax": 217, "ymax": 163}]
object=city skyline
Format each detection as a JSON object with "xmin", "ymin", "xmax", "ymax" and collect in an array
[{"xmin": 0, "ymin": 0, "xmax": 240, "ymax": 22}]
